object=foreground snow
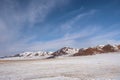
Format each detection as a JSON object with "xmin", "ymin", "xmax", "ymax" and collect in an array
[{"xmin": 0, "ymin": 53, "xmax": 120, "ymax": 80}]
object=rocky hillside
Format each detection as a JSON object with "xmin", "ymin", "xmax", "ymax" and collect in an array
[
  {"xmin": 52, "ymin": 47, "xmax": 79, "ymax": 56},
  {"xmin": 73, "ymin": 44, "xmax": 120, "ymax": 56}
]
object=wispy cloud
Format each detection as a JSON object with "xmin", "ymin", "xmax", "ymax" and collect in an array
[
  {"xmin": 0, "ymin": 0, "xmax": 70, "ymax": 56},
  {"xmin": 60, "ymin": 9, "xmax": 97, "ymax": 31},
  {"xmin": 88, "ymin": 31, "xmax": 120, "ymax": 46},
  {"xmin": 15, "ymin": 10, "xmax": 98, "ymax": 52},
  {"xmin": 7, "ymin": 25, "xmax": 99, "ymax": 55},
  {"xmin": 0, "ymin": 6, "xmax": 107, "ymax": 56}
]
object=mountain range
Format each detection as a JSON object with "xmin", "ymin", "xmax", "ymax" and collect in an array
[{"xmin": 2, "ymin": 44, "xmax": 120, "ymax": 59}]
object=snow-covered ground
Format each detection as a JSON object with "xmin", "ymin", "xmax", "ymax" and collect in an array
[{"xmin": 0, "ymin": 53, "xmax": 120, "ymax": 80}]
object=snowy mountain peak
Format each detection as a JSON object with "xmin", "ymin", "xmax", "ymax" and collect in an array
[
  {"xmin": 52, "ymin": 47, "xmax": 79, "ymax": 56},
  {"xmin": 96, "ymin": 45, "xmax": 105, "ymax": 48}
]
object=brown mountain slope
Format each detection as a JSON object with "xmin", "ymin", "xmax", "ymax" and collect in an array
[{"xmin": 74, "ymin": 44, "xmax": 120, "ymax": 56}]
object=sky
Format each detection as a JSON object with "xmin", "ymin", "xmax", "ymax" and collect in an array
[{"xmin": 0, "ymin": 0, "xmax": 120, "ymax": 56}]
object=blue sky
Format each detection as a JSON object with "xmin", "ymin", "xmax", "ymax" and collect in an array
[{"xmin": 0, "ymin": 0, "xmax": 120, "ymax": 56}]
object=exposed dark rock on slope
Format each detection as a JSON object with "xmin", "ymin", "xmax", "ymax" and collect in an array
[{"xmin": 73, "ymin": 44, "xmax": 120, "ymax": 56}]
